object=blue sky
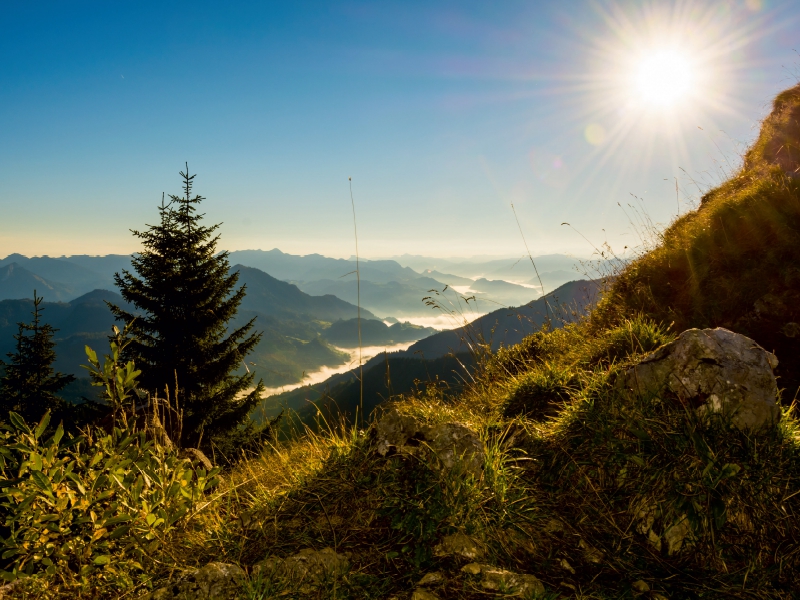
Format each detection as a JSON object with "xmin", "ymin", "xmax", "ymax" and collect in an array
[{"xmin": 1, "ymin": 0, "xmax": 798, "ymax": 259}]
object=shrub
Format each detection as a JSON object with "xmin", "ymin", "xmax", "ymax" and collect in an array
[
  {"xmin": 0, "ymin": 410, "xmax": 220, "ymax": 588},
  {"xmin": 0, "ymin": 413, "xmax": 217, "ymax": 587}
]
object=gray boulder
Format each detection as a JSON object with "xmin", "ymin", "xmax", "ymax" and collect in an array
[
  {"xmin": 146, "ymin": 562, "xmax": 244, "ymax": 600},
  {"xmin": 254, "ymin": 547, "xmax": 350, "ymax": 584},
  {"xmin": 433, "ymin": 532, "xmax": 485, "ymax": 561},
  {"xmin": 622, "ymin": 328, "xmax": 780, "ymax": 431},
  {"xmin": 374, "ymin": 407, "xmax": 485, "ymax": 477},
  {"xmin": 460, "ymin": 563, "xmax": 545, "ymax": 595}
]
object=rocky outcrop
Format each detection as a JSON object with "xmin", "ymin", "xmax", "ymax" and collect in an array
[
  {"xmin": 374, "ymin": 407, "xmax": 485, "ymax": 477},
  {"xmin": 433, "ymin": 532, "xmax": 485, "ymax": 561},
  {"xmin": 622, "ymin": 328, "xmax": 780, "ymax": 431},
  {"xmin": 460, "ymin": 563, "xmax": 545, "ymax": 595},
  {"xmin": 146, "ymin": 562, "xmax": 244, "ymax": 600},
  {"xmin": 254, "ymin": 547, "xmax": 350, "ymax": 586}
]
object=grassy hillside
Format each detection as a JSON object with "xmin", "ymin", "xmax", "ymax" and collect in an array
[
  {"xmin": 593, "ymin": 83, "xmax": 800, "ymax": 398},
  {"xmin": 5, "ymin": 86, "xmax": 800, "ymax": 599}
]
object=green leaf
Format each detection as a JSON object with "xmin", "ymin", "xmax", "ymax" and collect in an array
[
  {"xmin": 93, "ymin": 555, "xmax": 111, "ymax": 566},
  {"xmin": 29, "ymin": 453, "xmax": 42, "ymax": 472},
  {"xmin": 720, "ymin": 463, "xmax": 741, "ymax": 479},
  {"xmin": 107, "ymin": 525, "xmax": 131, "ymax": 540},
  {"xmin": 7, "ymin": 413, "xmax": 28, "ymax": 433},
  {"xmin": 51, "ymin": 423, "xmax": 64, "ymax": 447},
  {"xmin": 628, "ymin": 426, "xmax": 651, "ymax": 441},
  {"xmin": 103, "ymin": 514, "xmax": 132, "ymax": 527},
  {"xmin": 34, "ymin": 412, "xmax": 51, "ymax": 441},
  {"xmin": 626, "ymin": 454, "xmax": 646, "ymax": 467},
  {"xmin": 84, "ymin": 345, "xmax": 99, "ymax": 365},
  {"xmin": 31, "ymin": 470, "xmax": 53, "ymax": 494}
]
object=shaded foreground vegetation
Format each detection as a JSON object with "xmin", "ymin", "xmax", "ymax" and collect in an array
[{"xmin": 3, "ymin": 85, "xmax": 800, "ymax": 599}]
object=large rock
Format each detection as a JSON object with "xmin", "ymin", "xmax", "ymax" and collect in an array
[
  {"xmin": 622, "ymin": 328, "xmax": 780, "ymax": 431},
  {"xmin": 255, "ymin": 547, "xmax": 350, "ymax": 584},
  {"xmin": 374, "ymin": 407, "xmax": 485, "ymax": 477},
  {"xmin": 375, "ymin": 408, "xmax": 423, "ymax": 456},
  {"xmin": 460, "ymin": 563, "xmax": 545, "ymax": 596},
  {"xmin": 146, "ymin": 562, "xmax": 244, "ymax": 600},
  {"xmin": 433, "ymin": 533, "xmax": 485, "ymax": 561}
]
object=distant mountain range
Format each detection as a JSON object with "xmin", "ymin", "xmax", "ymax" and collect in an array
[
  {"xmin": 0, "ymin": 250, "xmax": 590, "ymax": 320},
  {"xmin": 0, "ymin": 263, "xmax": 437, "ymax": 395},
  {"xmin": 256, "ymin": 278, "xmax": 603, "ymax": 428}
]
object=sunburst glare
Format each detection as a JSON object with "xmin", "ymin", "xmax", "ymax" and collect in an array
[
  {"xmin": 633, "ymin": 48, "xmax": 695, "ymax": 108},
  {"xmin": 553, "ymin": 0, "xmax": 771, "ymax": 223}
]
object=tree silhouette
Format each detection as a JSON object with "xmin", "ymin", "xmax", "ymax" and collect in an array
[
  {"xmin": 0, "ymin": 292, "xmax": 75, "ymax": 422},
  {"xmin": 110, "ymin": 166, "xmax": 264, "ymax": 447}
]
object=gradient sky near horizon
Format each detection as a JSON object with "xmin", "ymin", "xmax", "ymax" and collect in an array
[{"xmin": 1, "ymin": 0, "xmax": 798, "ymax": 260}]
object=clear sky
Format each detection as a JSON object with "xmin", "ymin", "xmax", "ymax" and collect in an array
[{"xmin": 1, "ymin": 0, "xmax": 798, "ymax": 260}]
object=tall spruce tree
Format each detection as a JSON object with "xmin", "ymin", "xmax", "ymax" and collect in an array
[
  {"xmin": 110, "ymin": 166, "xmax": 264, "ymax": 447},
  {"xmin": 0, "ymin": 292, "xmax": 75, "ymax": 422}
]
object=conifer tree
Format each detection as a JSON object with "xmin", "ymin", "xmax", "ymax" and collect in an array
[
  {"xmin": 110, "ymin": 166, "xmax": 264, "ymax": 447},
  {"xmin": 0, "ymin": 292, "xmax": 75, "ymax": 422}
]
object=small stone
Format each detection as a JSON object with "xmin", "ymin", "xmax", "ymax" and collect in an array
[
  {"xmin": 372, "ymin": 409, "xmax": 485, "ymax": 477},
  {"xmin": 664, "ymin": 515, "xmax": 692, "ymax": 555},
  {"xmin": 0, "ymin": 581, "xmax": 22, "ymax": 600},
  {"xmin": 417, "ymin": 571, "xmax": 445, "ymax": 586},
  {"xmin": 434, "ymin": 533, "xmax": 484, "ymax": 560},
  {"xmin": 782, "ymin": 322, "xmax": 800, "ymax": 338},
  {"xmin": 578, "ymin": 538, "xmax": 603, "ymax": 564},
  {"xmin": 544, "ymin": 518, "xmax": 565, "ymax": 534},
  {"xmin": 631, "ymin": 580, "xmax": 650, "ymax": 593},
  {"xmin": 460, "ymin": 563, "xmax": 484, "ymax": 575},
  {"xmin": 253, "ymin": 547, "xmax": 350, "ymax": 584},
  {"xmin": 559, "ymin": 558, "xmax": 575, "ymax": 574},
  {"xmin": 147, "ymin": 562, "xmax": 245, "ymax": 600},
  {"xmin": 481, "ymin": 568, "xmax": 545, "ymax": 595},
  {"xmin": 647, "ymin": 529, "xmax": 662, "ymax": 552},
  {"xmin": 374, "ymin": 407, "xmax": 421, "ymax": 456},
  {"xmin": 411, "ymin": 589, "xmax": 441, "ymax": 600}
]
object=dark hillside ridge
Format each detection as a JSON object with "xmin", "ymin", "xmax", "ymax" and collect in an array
[
  {"xmin": 321, "ymin": 318, "xmax": 438, "ymax": 347},
  {"xmin": 0, "ymin": 254, "xmax": 113, "ymax": 294},
  {"xmin": 228, "ymin": 249, "xmax": 422, "ymax": 284},
  {"xmin": 405, "ymin": 279, "xmax": 602, "ymax": 358},
  {"xmin": 234, "ymin": 264, "xmax": 377, "ymax": 321},
  {"xmin": 258, "ymin": 353, "xmax": 474, "ymax": 428},
  {"xmin": 0, "ymin": 263, "xmax": 74, "ymax": 302}
]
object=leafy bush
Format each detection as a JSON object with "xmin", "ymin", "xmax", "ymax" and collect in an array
[{"xmin": 0, "ymin": 410, "xmax": 220, "ymax": 587}]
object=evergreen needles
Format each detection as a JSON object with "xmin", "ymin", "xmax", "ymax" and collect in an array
[
  {"xmin": 109, "ymin": 165, "xmax": 265, "ymax": 448},
  {"xmin": 0, "ymin": 291, "xmax": 74, "ymax": 423}
]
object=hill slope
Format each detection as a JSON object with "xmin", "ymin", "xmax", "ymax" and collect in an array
[
  {"xmin": 0, "ymin": 263, "xmax": 74, "ymax": 302},
  {"xmin": 595, "ymin": 82, "xmax": 800, "ymax": 396}
]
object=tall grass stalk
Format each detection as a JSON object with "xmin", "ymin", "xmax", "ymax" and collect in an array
[
  {"xmin": 510, "ymin": 202, "xmax": 551, "ymax": 322},
  {"xmin": 348, "ymin": 176, "xmax": 363, "ymax": 427}
]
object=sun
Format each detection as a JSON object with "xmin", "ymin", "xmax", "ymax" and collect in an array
[{"xmin": 633, "ymin": 49, "xmax": 695, "ymax": 108}]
